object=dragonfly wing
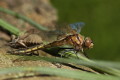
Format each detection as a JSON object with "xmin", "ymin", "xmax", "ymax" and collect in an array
[
  {"xmin": 45, "ymin": 22, "xmax": 85, "ymax": 42},
  {"xmin": 69, "ymin": 22, "xmax": 85, "ymax": 33}
]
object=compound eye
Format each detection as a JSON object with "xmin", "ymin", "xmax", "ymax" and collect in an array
[
  {"xmin": 85, "ymin": 39, "xmax": 91, "ymax": 46},
  {"xmin": 85, "ymin": 37, "xmax": 93, "ymax": 48}
]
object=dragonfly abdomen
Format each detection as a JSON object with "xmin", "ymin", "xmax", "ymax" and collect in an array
[{"xmin": 11, "ymin": 44, "xmax": 45, "ymax": 54}]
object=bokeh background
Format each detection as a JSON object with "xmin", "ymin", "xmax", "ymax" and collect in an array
[{"xmin": 51, "ymin": 0, "xmax": 120, "ymax": 61}]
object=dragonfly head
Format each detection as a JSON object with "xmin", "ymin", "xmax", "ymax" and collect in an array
[{"xmin": 84, "ymin": 37, "xmax": 94, "ymax": 49}]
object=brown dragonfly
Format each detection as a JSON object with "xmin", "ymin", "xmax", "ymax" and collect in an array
[{"xmin": 9, "ymin": 22, "xmax": 93, "ymax": 55}]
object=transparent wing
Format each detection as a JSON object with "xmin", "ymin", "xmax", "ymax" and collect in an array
[
  {"xmin": 44, "ymin": 22, "xmax": 85, "ymax": 42},
  {"xmin": 69, "ymin": 22, "xmax": 85, "ymax": 33}
]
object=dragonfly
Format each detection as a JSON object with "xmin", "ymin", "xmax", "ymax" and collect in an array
[{"xmin": 9, "ymin": 22, "xmax": 93, "ymax": 57}]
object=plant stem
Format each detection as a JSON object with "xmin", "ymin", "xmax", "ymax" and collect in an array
[
  {"xmin": 0, "ymin": 7, "xmax": 49, "ymax": 31},
  {"xmin": 0, "ymin": 19, "xmax": 22, "ymax": 36}
]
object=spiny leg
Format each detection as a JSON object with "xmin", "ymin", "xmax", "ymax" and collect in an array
[{"xmin": 18, "ymin": 40, "xmax": 27, "ymax": 48}]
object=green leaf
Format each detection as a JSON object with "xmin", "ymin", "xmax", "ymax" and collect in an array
[
  {"xmin": 18, "ymin": 56, "xmax": 120, "ymax": 76},
  {"xmin": 0, "ymin": 67, "xmax": 119, "ymax": 80},
  {"xmin": 0, "ymin": 19, "xmax": 22, "ymax": 35}
]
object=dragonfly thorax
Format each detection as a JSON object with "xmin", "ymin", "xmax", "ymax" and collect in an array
[
  {"xmin": 65, "ymin": 34, "xmax": 93, "ymax": 52},
  {"xmin": 64, "ymin": 34, "xmax": 84, "ymax": 51}
]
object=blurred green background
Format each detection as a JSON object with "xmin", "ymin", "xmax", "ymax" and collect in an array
[{"xmin": 51, "ymin": 0, "xmax": 120, "ymax": 61}]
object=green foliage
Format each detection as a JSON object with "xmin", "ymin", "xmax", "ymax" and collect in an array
[
  {"xmin": 0, "ymin": 56, "xmax": 120, "ymax": 80},
  {"xmin": 0, "ymin": 67, "xmax": 119, "ymax": 80},
  {"xmin": 18, "ymin": 56, "xmax": 120, "ymax": 76}
]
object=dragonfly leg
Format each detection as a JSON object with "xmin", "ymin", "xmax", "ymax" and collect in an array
[
  {"xmin": 58, "ymin": 48, "xmax": 77, "ymax": 58},
  {"xmin": 18, "ymin": 40, "xmax": 27, "ymax": 48}
]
